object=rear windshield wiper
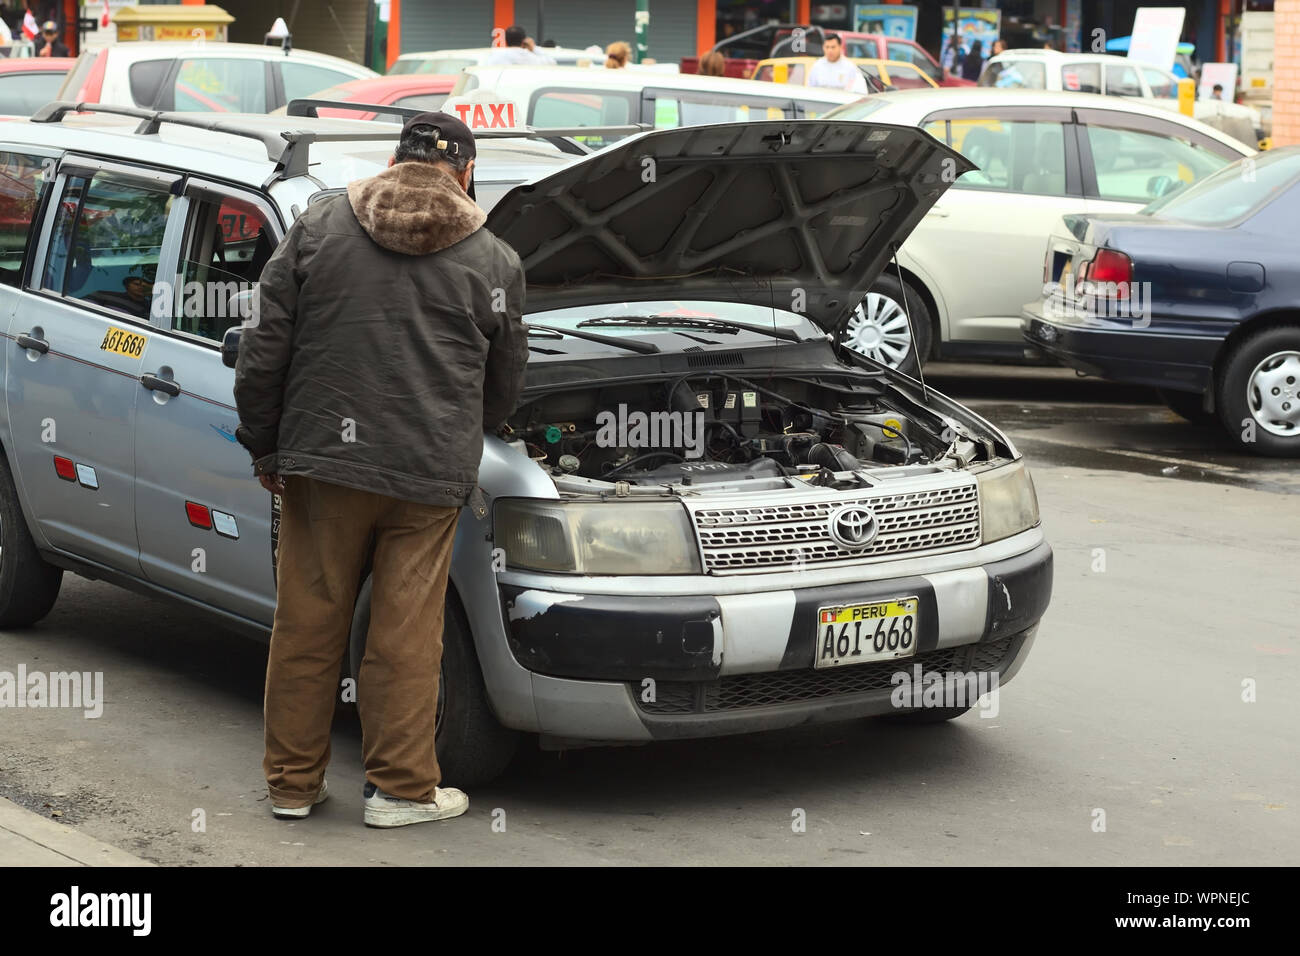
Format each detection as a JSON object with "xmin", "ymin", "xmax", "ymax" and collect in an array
[
  {"xmin": 528, "ymin": 323, "xmax": 660, "ymax": 354},
  {"xmin": 576, "ymin": 315, "xmax": 804, "ymax": 343}
]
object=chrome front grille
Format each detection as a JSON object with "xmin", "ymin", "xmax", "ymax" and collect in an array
[{"xmin": 690, "ymin": 480, "xmax": 980, "ymax": 573}]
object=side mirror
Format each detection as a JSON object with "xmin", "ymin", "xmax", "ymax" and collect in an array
[{"xmin": 221, "ymin": 325, "xmax": 241, "ymax": 369}]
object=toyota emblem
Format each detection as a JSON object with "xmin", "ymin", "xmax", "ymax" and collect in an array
[{"xmin": 828, "ymin": 505, "xmax": 878, "ymax": 550}]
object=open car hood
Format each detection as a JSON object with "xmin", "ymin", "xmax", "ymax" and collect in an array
[{"xmin": 485, "ymin": 120, "xmax": 972, "ymax": 334}]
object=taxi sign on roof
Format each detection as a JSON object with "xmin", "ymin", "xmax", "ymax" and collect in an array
[{"xmin": 441, "ymin": 90, "xmax": 524, "ymax": 131}]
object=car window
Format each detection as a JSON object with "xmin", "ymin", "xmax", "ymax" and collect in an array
[
  {"xmin": 391, "ymin": 57, "xmax": 474, "ymax": 75},
  {"xmin": 1142, "ymin": 149, "xmax": 1300, "ymax": 223},
  {"xmin": 843, "ymin": 40, "xmax": 877, "ymax": 59},
  {"xmin": 1142, "ymin": 68, "xmax": 1177, "ymax": 98},
  {"xmin": 650, "ymin": 90, "xmax": 789, "ymax": 128},
  {"xmin": 129, "ymin": 58, "xmax": 172, "ymax": 107},
  {"xmin": 885, "ymin": 64, "xmax": 933, "ymax": 90},
  {"xmin": 281, "ymin": 62, "xmax": 358, "ymax": 104},
  {"xmin": 175, "ymin": 191, "xmax": 277, "ymax": 341},
  {"xmin": 1085, "ymin": 124, "xmax": 1235, "ymax": 203},
  {"xmin": 796, "ymin": 96, "xmax": 851, "ymax": 119},
  {"xmin": 0, "ymin": 71, "xmax": 66, "ymax": 115},
  {"xmin": 1104, "ymin": 64, "xmax": 1142, "ymax": 97},
  {"xmin": 392, "ymin": 92, "xmax": 449, "ymax": 111},
  {"xmin": 530, "ymin": 90, "xmax": 634, "ymax": 149},
  {"xmin": 43, "ymin": 172, "xmax": 173, "ymax": 322},
  {"xmin": 0, "ymin": 151, "xmax": 52, "ymax": 287},
  {"xmin": 923, "ymin": 117, "xmax": 1067, "ymax": 195},
  {"xmin": 1061, "ymin": 62, "xmax": 1101, "ymax": 93},
  {"xmin": 174, "ymin": 58, "xmax": 266, "ymax": 112},
  {"xmin": 886, "ymin": 42, "xmax": 941, "ymax": 82},
  {"xmin": 979, "ymin": 59, "xmax": 1046, "ymax": 89}
]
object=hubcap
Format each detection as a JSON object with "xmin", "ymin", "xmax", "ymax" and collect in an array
[
  {"xmin": 841, "ymin": 292, "xmax": 913, "ymax": 368},
  {"xmin": 1247, "ymin": 350, "xmax": 1300, "ymax": 437}
]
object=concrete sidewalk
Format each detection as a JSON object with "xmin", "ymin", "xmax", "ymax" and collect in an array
[{"xmin": 0, "ymin": 796, "xmax": 151, "ymax": 866}]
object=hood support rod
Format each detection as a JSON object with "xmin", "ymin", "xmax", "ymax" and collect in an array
[{"xmin": 891, "ymin": 241, "xmax": 929, "ymax": 405}]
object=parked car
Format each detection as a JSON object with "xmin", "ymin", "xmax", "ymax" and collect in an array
[
  {"xmin": 818, "ymin": 88, "xmax": 1254, "ymax": 370},
  {"xmin": 56, "ymin": 42, "xmax": 375, "ymax": 113},
  {"xmin": 683, "ymin": 22, "xmax": 970, "ymax": 87},
  {"xmin": 1023, "ymin": 146, "xmax": 1300, "ymax": 456},
  {"xmin": 978, "ymin": 50, "xmax": 1261, "ymax": 148},
  {"xmin": 389, "ymin": 46, "xmax": 605, "ymax": 74},
  {"xmin": 448, "ymin": 64, "xmax": 861, "ymax": 147},
  {"xmin": 0, "ymin": 106, "xmax": 1049, "ymax": 783},
  {"xmin": 752, "ymin": 56, "xmax": 937, "ymax": 91},
  {"xmin": 0, "ymin": 56, "xmax": 73, "ymax": 117},
  {"xmin": 280, "ymin": 74, "xmax": 456, "ymax": 121}
]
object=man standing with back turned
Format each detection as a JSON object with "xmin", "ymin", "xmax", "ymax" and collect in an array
[{"xmin": 234, "ymin": 113, "xmax": 528, "ymax": 828}]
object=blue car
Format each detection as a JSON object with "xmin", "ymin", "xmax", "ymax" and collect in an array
[{"xmin": 1023, "ymin": 147, "xmax": 1300, "ymax": 457}]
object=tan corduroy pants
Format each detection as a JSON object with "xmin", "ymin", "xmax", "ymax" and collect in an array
[{"xmin": 263, "ymin": 475, "xmax": 460, "ymax": 807}]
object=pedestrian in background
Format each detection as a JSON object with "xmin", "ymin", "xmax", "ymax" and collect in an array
[
  {"xmin": 960, "ymin": 39, "xmax": 984, "ymax": 81},
  {"xmin": 486, "ymin": 24, "xmax": 554, "ymax": 64},
  {"xmin": 808, "ymin": 33, "xmax": 866, "ymax": 93},
  {"xmin": 699, "ymin": 50, "xmax": 726, "ymax": 76},
  {"xmin": 605, "ymin": 40, "xmax": 631, "ymax": 69},
  {"xmin": 235, "ymin": 112, "xmax": 528, "ymax": 829},
  {"xmin": 34, "ymin": 19, "xmax": 67, "ymax": 56}
]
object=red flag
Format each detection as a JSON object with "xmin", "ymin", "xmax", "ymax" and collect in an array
[
  {"xmin": 102, "ymin": 0, "xmax": 111, "ymax": 29},
  {"xmin": 22, "ymin": 10, "xmax": 38, "ymax": 39}
]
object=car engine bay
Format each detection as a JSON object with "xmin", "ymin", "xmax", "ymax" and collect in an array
[{"xmin": 502, "ymin": 370, "xmax": 1001, "ymax": 495}]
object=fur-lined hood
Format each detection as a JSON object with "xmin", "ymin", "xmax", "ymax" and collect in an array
[{"xmin": 347, "ymin": 161, "xmax": 485, "ymax": 256}]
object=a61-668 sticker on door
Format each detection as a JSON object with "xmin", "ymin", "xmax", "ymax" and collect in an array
[{"xmin": 99, "ymin": 326, "xmax": 148, "ymax": 358}]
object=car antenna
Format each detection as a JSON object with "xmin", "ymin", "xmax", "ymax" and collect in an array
[{"xmin": 890, "ymin": 241, "xmax": 929, "ymax": 404}]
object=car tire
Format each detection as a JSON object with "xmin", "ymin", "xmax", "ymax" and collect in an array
[
  {"xmin": 841, "ymin": 274, "xmax": 932, "ymax": 375},
  {"xmin": 882, "ymin": 705, "xmax": 972, "ymax": 723},
  {"xmin": 349, "ymin": 578, "xmax": 519, "ymax": 787},
  {"xmin": 1216, "ymin": 325, "xmax": 1300, "ymax": 457},
  {"xmin": 1158, "ymin": 388, "xmax": 1214, "ymax": 425},
  {"xmin": 0, "ymin": 452, "xmax": 63, "ymax": 628}
]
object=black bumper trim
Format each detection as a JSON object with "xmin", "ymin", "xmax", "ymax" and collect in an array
[{"xmin": 1022, "ymin": 316, "xmax": 1219, "ymax": 392}]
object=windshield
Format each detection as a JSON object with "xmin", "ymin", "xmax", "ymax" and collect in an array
[
  {"xmin": 820, "ymin": 97, "xmax": 892, "ymax": 122},
  {"xmin": 528, "ymin": 300, "xmax": 818, "ymax": 334},
  {"xmin": 979, "ymin": 59, "xmax": 1046, "ymax": 89},
  {"xmin": 1141, "ymin": 149, "xmax": 1300, "ymax": 224},
  {"xmin": 390, "ymin": 56, "xmax": 474, "ymax": 75}
]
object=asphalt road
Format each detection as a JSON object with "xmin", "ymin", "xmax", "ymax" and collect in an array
[{"xmin": 2, "ymin": 365, "xmax": 1296, "ymax": 866}]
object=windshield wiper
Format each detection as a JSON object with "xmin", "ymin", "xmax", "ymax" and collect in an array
[
  {"xmin": 528, "ymin": 323, "xmax": 660, "ymax": 354},
  {"xmin": 576, "ymin": 315, "xmax": 804, "ymax": 343}
]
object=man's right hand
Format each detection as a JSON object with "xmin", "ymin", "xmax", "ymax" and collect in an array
[{"xmin": 259, "ymin": 473, "xmax": 286, "ymax": 495}]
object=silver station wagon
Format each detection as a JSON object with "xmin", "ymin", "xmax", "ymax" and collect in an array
[{"xmin": 0, "ymin": 102, "xmax": 1051, "ymax": 784}]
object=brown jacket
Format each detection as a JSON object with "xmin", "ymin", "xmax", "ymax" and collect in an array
[{"xmin": 234, "ymin": 160, "xmax": 528, "ymax": 506}]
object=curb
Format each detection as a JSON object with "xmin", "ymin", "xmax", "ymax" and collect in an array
[{"xmin": 0, "ymin": 796, "xmax": 153, "ymax": 867}]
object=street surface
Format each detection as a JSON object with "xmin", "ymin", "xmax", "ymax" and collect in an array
[{"xmin": 2, "ymin": 365, "xmax": 1296, "ymax": 865}]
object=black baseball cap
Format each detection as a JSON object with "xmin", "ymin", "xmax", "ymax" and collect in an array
[{"xmin": 400, "ymin": 111, "xmax": 477, "ymax": 199}]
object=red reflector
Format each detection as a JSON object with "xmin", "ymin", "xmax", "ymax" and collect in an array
[
  {"xmin": 186, "ymin": 501, "xmax": 213, "ymax": 529},
  {"xmin": 53, "ymin": 456, "xmax": 76, "ymax": 481},
  {"xmin": 1088, "ymin": 249, "xmax": 1132, "ymax": 297}
]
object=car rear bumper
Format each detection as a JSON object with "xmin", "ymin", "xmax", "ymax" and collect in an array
[
  {"xmin": 1021, "ymin": 305, "xmax": 1219, "ymax": 393},
  {"xmin": 500, "ymin": 538, "xmax": 1051, "ymax": 742}
]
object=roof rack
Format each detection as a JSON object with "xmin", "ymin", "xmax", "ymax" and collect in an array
[
  {"xmin": 30, "ymin": 99, "xmax": 649, "ymax": 180},
  {"xmin": 287, "ymin": 98, "xmax": 649, "ymax": 155}
]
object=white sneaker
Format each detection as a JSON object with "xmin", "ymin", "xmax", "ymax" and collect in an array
[
  {"xmin": 272, "ymin": 778, "xmax": 329, "ymax": 819},
  {"xmin": 363, "ymin": 781, "xmax": 469, "ymax": 828}
]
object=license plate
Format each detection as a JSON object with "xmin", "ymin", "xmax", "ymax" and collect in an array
[{"xmin": 814, "ymin": 597, "xmax": 918, "ymax": 669}]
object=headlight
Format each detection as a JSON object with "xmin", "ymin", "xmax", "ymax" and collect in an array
[
  {"xmin": 978, "ymin": 460, "xmax": 1040, "ymax": 543},
  {"xmin": 494, "ymin": 499, "xmax": 702, "ymax": 575}
]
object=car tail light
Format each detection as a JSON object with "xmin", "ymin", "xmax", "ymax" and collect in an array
[
  {"xmin": 53, "ymin": 456, "xmax": 76, "ymax": 481},
  {"xmin": 1087, "ymin": 249, "xmax": 1132, "ymax": 297}
]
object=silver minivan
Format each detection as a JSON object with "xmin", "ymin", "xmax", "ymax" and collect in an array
[{"xmin": 0, "ymin": 105, "xmax": 1051, "ymax": 784}]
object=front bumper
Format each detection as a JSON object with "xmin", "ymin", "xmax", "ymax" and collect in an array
[
  {"xmin": 499, "ymin": 536, "xmax": 1051, "ymax": 742},
  {"xmin": 1021, "ymin": 304, "xmax": 1218, "ymax": 393}
]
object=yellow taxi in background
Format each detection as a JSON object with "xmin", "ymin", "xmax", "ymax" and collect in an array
[{"xmin": 752, "ymin": 56, "xmax": 939, "ymax": 91}]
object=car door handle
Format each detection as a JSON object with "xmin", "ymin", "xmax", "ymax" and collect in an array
[
  {"xmin": 140, "ymin": 373, "xmax": 181, "ymax": 397},
  {"xmin": 15, "ymin": 332, "xmax": 49, "ymax": 354}
]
